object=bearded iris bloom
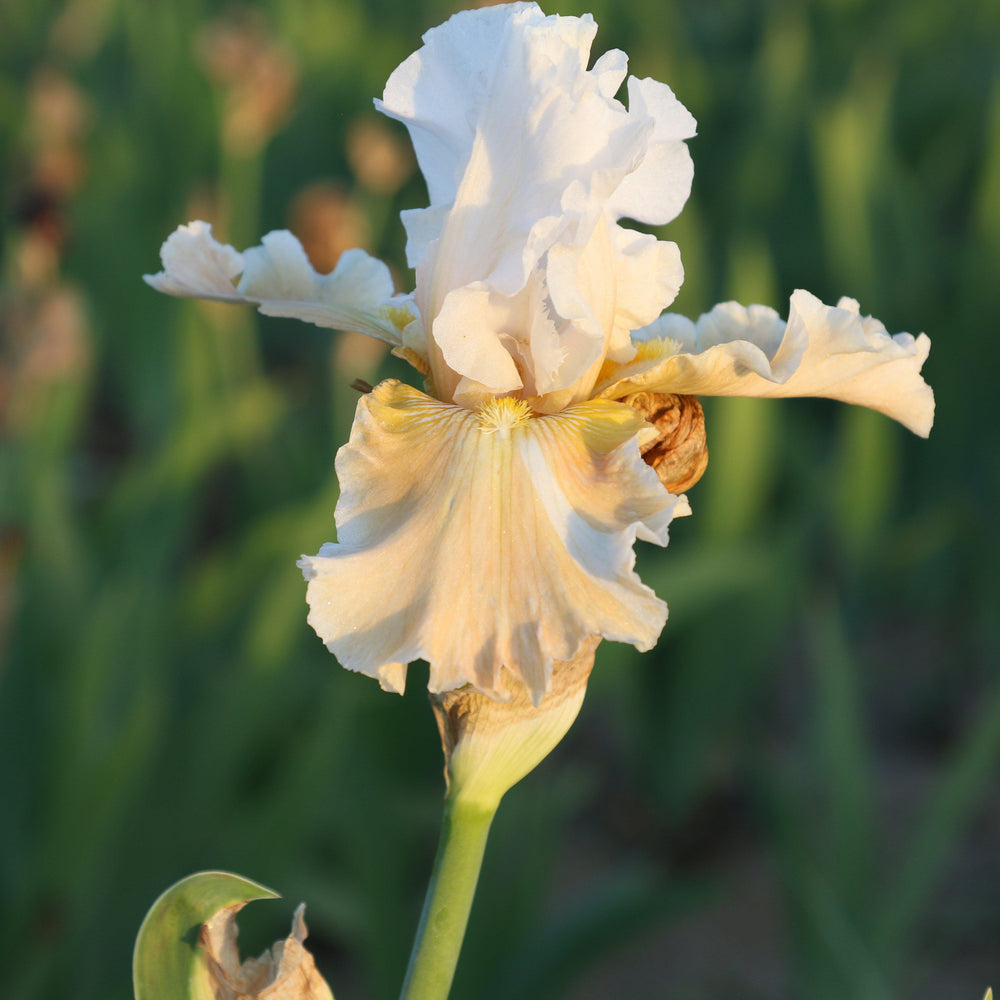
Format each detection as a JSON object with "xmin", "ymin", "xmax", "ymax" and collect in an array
[
  {"xmin": 146, "ymin": 2, "xmax": 933, "ymax": 706},
  {"xmin": 142, "ymin": 8, "xmax": 935, "ymax": 997}
]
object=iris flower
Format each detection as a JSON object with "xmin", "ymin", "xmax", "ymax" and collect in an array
[{"xmin": 147, "ymin": 2, "xmax": 933, "ymax": 706}]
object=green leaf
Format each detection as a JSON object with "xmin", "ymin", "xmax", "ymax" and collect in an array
[{"xmin": 133, "ymin": 870, "xmax": 279, "ymax": 1000}]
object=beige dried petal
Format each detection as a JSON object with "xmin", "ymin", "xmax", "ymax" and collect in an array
[{"xmin": 201, "ymin": 902, "xmax": 334, "ymax": 1000}]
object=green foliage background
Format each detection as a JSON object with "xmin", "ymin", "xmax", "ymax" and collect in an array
[{"xmin": 2, "ymin": 0, "xmax": 998, "ymax": 997}]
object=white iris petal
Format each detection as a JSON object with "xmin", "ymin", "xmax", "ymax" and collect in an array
[
  {"xmin": 378, "ymin": 2, "xmax": 694, "ymax": 409},
  {"xmin": 145, "ymin": 220, "xmax": 413, "ymax": 349},
  {"xmin": 602, "ymin": 290, "xmax": 934, "ymax": 437}
]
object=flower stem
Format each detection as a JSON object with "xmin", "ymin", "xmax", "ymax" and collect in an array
[{"xmin": 398, "ymin": 794, "xmax": 497, "ymax": 1000}]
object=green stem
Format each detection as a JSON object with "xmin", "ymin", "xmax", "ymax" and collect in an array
[{"xmin": 399, "ymin": 795, "xmax": 497, "ymax": 1000}]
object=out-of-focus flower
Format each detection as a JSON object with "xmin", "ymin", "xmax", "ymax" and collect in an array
[
  {"xmin": 0, "ymin": 276, "xmax": 91, "ymax": 433},
  {"xmin": 289, "ymin": 182, "xmax": 390, "ymax": 377},
  {"xmin": 289, "ymin": 182, "xmax": 372, "ymax": 275},
  {"xmin": 3, "ymin": 70, "xmax": 87, "ymax": 448},
  {"xmin": 25, "ymin": 68, "xmax": 91, "ymax": 200},
  {"xmin": 147, "ymin": 2, "xmax": 933, "ymax": 706},
  {"xmin": 50, "ymin": 0, "xmax": 116, "ymax": 60},
  {"xmin": 11, "ymin": 68, "xmax": 91, "ymax": 270},
  {"xmin": 197, "ymin": 10, "xmax": 299, "ymax": 155},
  {"xmin": 3, "ymin": 63, "xmax": 93, "ymax": 433},
  {"xmin": 346, "ymin": 116, "xmax": 415, "ymax": 196}
]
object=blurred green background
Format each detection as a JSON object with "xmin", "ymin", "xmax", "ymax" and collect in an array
[{"xmin": 2, "ymin": 0, "xmax": 998, "ymax": 997}]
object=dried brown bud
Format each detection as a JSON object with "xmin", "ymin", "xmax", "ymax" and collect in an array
[{"xmin": 624, "ymin": 391, "xmax": 708, "ymax": 494}]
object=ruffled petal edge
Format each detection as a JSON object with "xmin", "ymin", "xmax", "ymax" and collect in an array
[
  {"xmin": 597, "ymin": 289, "xmax": 934, "ymax": 437},
  {"xmin": 145, "ymin": 220, "xmax": 424, "ymax": 358},
  {"xmin": 299, "ymin": 380, "xmax": 685, "ymax": 702}
]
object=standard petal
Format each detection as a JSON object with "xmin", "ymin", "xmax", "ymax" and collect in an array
[
  {"xmin": 598, "ymin": 290, "xmax": 934, "ymax": 437},
  {"xmin": 144, "ymin": 220, "xmax": 419, "ymax": 351},
  {"xmin": 607, "ymin": 76, "xmax": 697, "ymax": 225},
  {"xmin": 377, "ymin": 3, "xmax": 694, "ymax": 407},
  {"xmin": 606, "ymin": 227, "xmax": 684, "ymax": 361},
  {"xmin": 299, "ymin": 380, "xmax": 683, "ymax": 702}
]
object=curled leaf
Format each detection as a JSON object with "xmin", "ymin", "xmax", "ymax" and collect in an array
[{"xmin": 133, "ymin": 870, "xmax": 334, "ymax": 1000}]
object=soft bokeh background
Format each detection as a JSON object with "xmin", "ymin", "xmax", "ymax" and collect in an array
[{"xmin": 2, "ymin": 0, "xmax": 998, "ymax": 997}]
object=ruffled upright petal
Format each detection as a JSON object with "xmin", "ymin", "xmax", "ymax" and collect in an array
[
  {"xmin": 299, "ymin": 380, "xmax": 684, "ymax": 702},
  {"xmin": 377, "ymin": 3, "xmax": 694, "ymax": 408},
  {"xmin": 607, "ymin": 76, "xmax": 696, "ymax": 225},
  {"xmin": 599, "ymin": 290, "xmax": 934, "ymax": 436},
  {"xmin": 145, "ymin": 220, "xmax": 421, "ymax": 353}
]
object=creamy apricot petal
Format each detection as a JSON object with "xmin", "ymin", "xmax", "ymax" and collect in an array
[
  {"xmin": 599, "ymin": 290, "xmax": 934, "ymax": 437},
  {"xmin": 299, "ymin": 380, "xmax": 684, "ymax": 703}
]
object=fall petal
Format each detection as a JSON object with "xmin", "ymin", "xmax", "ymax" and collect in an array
[
  {"xmin": 600, "ymin": 290, "xmax": 934, "ymax": 436},
  {"xmin": 299, "ymin": 380, "xmax": 683, "ymax": 702},
  {"xmin": 145, "ymin": 220, "xmax": 418, "ymax": 351}
]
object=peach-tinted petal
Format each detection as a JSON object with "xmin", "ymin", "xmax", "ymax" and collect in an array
[
  {"xmin": 299, "ymin": 380, "xmax": 684, "ymax": 702},
  {"xmin": 599, "ymin": 290, "xmax": 934, "ymax": 436},
  {"xmin": 145, "ymin": 220, "xmax": 420, "ymax": 353}
]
